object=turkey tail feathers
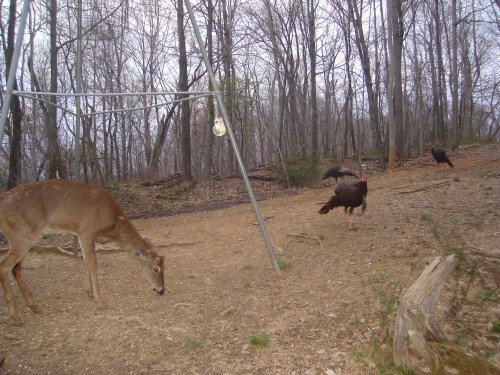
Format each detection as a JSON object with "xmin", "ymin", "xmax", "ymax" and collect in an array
[
  {"xmin": 318, "ymin": 196, "xmax": 340, "ymax": 214},
  {"xmin": 318, "ymin": 205, "xmax": 330, "ymax": 214}
]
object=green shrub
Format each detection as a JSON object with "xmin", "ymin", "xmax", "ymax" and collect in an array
[{"xmin": 279, "ymin": 157, "xmax": 321, "ymax": 187}]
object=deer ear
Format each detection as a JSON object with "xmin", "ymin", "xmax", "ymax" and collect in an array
[{"xmin": 144, "ymin": 237, "xmax": 154, "ymax": 247}]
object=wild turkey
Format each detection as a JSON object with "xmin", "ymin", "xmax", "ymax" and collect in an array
[
  {"xmin": 429, "ymin": 144, "xmax": 454, "ymax": 168},
  {"xmin": 319, "ymin": 164, "xmax": 368, "ymax": 230},
  {"xmin": 321, "ymin": 165, "xmax": 359, "ymax": 182}
]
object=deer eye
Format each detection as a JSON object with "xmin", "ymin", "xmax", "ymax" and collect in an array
[{"xmin": 153, "ymin": 267, "xmax": 159, "ymax": 273}]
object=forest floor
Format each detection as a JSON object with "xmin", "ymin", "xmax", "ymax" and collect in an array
[{"xmin": 0, "ymin": 143, "xmax": 499, "ymax": 375}]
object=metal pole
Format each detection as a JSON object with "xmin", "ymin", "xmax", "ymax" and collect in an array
[
  {"xmin": 0, "ymin": 0, "xmax": 32, "ymax": 146},
  {"xmin": 12, "ymin": 90, "xmax": 212, "ymax": 97},
  {"xmin": 72, "ymin": 0, "xmax": 83, "ymax": 253},
  {"xmin": 183, "ymin": 0, "xmax": 281, "ymax": 273}
]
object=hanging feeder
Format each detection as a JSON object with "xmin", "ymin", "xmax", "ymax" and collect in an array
[{"xmin": 213, "ymin": 117, "xmax": 226, "ymax": 136}]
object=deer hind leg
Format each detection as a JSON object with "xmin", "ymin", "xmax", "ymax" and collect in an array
[
  {"xmin": 0, "ymin": 237, "xmax": 36, "ymax": 324},
  {"xmin": 78, "ymin": 235, "xmax": 106, "ymax": 310},
  {"xmin": 12, "ymin": 257, "xmax": 39, "ymax": 313},
  {"xmin": 80, "ymin": 250, "xmax": 92, "ymax": 298}
]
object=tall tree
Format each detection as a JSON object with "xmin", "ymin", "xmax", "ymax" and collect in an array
[
  {"xmin": 204, "ymin": 0, "xmax": 216, "ymax": 174},
  {"xmin": 177, "ymin": 0, "xmax": 191, "ymax": 180},
  {"xmin": 387, "ymin": 0, "xmax": 404, "ymax": 166},
  {"xmin": 433, "ymin": 0, "xmax": 447, "ymax": 143},
  {"xmin": 46, "ymin": 0, "xmax": 66, "ymax": 178},
  {"xmin": 410, "ymin": 1, "xmax": 425, "ymax": 156},
  {"xmin": 220, "ymin": 0, "xmax": 236, "ymax": 172},
  {"xmin": 346, "ymin": 0, "xmax": 383, "ymax": 151},
  {"xmin": 450, "ymin": 0, "xmax": 459, "ymax": 149},
  {"xmin": 3, "ymin": 0, "xmax": 23, "ymax": 188},
  {"xmin": 306, "ymin": 0, "xmax": 318, "ymax": 160}
]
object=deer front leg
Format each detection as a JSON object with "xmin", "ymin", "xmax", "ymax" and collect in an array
[
  {"xmin": 0, "ymin": 265, "xmax": 21, "ymax": 324},
  {"xmin": 0, "ymin": 246, "xmax": 30, "ymax": 325},
  {"xmin": 12, "ymin": 258, "xmax": 39, "ymax": 313},
  {"xmin": 79, "ymin": 236, "xmax": 106, "ymax": 310},
  {"xmin": 81, "ymin": 257, "xmax": 93, "ymax": 298}
]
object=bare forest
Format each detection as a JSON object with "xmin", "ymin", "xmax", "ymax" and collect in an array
[
  {"xmin": 0, "ymin": 0, "xmax": 499, "ymax": 186},
  {"xmin": 1, "ymin": 1, "xmax": 500, "ymax": 372}
]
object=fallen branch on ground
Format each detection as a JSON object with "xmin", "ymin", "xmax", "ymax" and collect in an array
[
  {"xmin": 397, "ymin": 181, "xmax": 451, "ymax": 194},
  {"xmin": 466, "ymin": 245, "xmax": 500, "ymax": 260}
]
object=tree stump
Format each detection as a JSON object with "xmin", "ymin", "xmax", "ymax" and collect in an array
[
  {"xmin": 393, "ymin": 255, "xmax": 456, "ymax": 373},
  {"xmin": 393, "ymin": 254, "xmax": 499, "ymax": 374}
]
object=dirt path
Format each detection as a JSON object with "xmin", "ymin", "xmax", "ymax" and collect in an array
[{"xmin": 1, "ymin": 144, "xmax": 499, "ymax": 374}]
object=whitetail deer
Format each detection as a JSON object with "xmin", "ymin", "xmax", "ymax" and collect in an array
[{"xmin": 0, "ymin": 179, "xmax": 165, "ymax": 324}]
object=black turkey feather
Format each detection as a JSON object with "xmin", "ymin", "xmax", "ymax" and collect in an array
[{"xmin": 321, "ymin": 165, "xmax": 359, "ymax": 182}]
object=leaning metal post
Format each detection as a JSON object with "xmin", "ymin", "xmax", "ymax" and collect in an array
[
  {"xmin": 0, "ymin": 0, "xmax": 32, "ymax": 146},
  {"xmin": 184, "ymin": 0, "xmax": 281, "ymax": 273}
]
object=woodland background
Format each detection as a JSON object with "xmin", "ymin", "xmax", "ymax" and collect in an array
[{"xmin": 0, "ymin": 0, "xmax": 499, "ymax": 188}]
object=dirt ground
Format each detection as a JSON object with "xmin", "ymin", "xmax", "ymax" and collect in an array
[{"xmin": 1, "ymin": 144, "xmax": 499, "ymax": 375}]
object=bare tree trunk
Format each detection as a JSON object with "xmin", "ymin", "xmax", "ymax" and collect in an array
[
  {"xmin": 461, "ymin": 45, "xmax": 474, "ymax": 141},
  {"xmin": 5, "ymin": 0, "xmax": 23, "ymax": 189},
  {"xmin": 466, "ymin": 0, "xmax": 481, "ymax": 141},
  {"xmin": 261, "ymin": 0, "xmax": 286, "ymax": 161},
  {"xmin": 434, "ymin": 0, "xmax": 447, "ymax": 143},
  {"xmin": 342, "ymin": 23, "xmax": 353, "ymax": 158},
  {"xmin": 322, "ymin": 57, "xmax": 337, "ymax": 158},
  {"xmin": 307, "ymin": 0, "xmax": 318, "ymax": 160},
  {"xmin": 149, "ymin": 108, "xmax": 176, "ymax": 175},
  {"xmin": 411, "ymin": 5, "xmax": 424, "ymax": 157},
  {"xmin": 450, "ymin": 0, "xmax": 459, "ymax": 149},
  {"xmin": 143, "ymin": 86, "xmax": 152, "ymax": 167},
  {"xmin": 393, "ymin": 1, "xmax": 404, "ymax": 159},
  {"xmin": 347, "ymin": 0, "xmax": 382, "ymax": 151},
  {"xmin": 204, "ymin": 0, "xmax": 216, "ymax": 174},
  {"xmin": 428, "ymin": 21, "xmax": 438, "ymax": 144},
  {"xmin": 177, "ymin": 0, "xmax": 191, "ymax": 180},
  {"xmin": 373, "ymin": 0, "xmax": 384, "ymax": 155},
  {"xmin": 387, "ymin": 0, "xmax": 396, "ymax": 167},
  {"xmin": 46, "ymin": 0, "xmax": 65, "ymax": 179},
  {"xmin": 387, "ymin": 0, "xmax": 404, "ymax": 166},
  {"xmin": 378, "ymin": 0, "xmax": 390, "ymax": 167}
]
